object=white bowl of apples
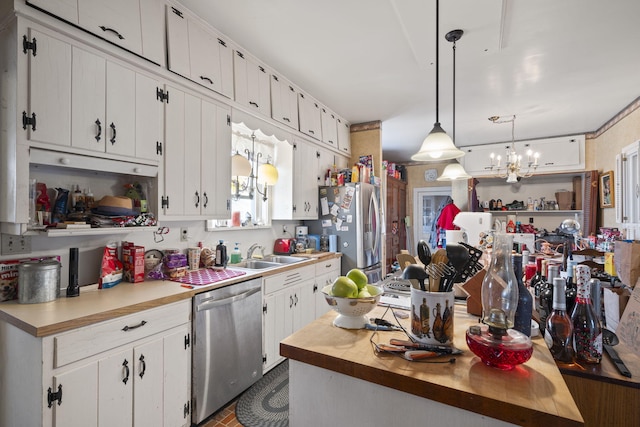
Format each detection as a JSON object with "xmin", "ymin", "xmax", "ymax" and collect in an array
[{"xmin": 321, "ymin": 269, "xmax": 383, "ymax": 329}]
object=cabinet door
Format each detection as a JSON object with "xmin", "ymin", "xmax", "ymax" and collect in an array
[
  {"xmin": 201, "ymin": 101, "xmax": 232, "ymax": 219},
  {"xmin": 183, "ymin": 94, "xmax": 202, "ymax": 216},
  {"xmin": 234, "ymin": 51, "xmax": 271, "ymax": 116},
  {"xmin": 105, "ymin": 61, "xmax": 136, "ymax": 157},
  {"xmin": 293, "ymin": 141, "xmax": 319, "ymax": 219},
  {"xmin": 460, "ymin": 144, "xmax": 506, "ymax": 177},
  {"xmin": 98, "ymin": 348, "xmax": 133, "ymax": 427},
  {"xmin": 28, "ymin": 0, "xmax": 79, "ymax": 24},
  {"xmin": 292, "ymin": 281, "xmax": 316, "ymax": 332},
  {"xmin": 337, "ymin": 117, "xmax": 351, "ymax": 155},
  {"xmin": 71, "ymin": 46, "xmax": 106, "ymax": 152},
  {"xmin": 26, "ymin": 28, "xmax": 72, "ymax": 147},
  {"xmin": 78, "ymin": 0, "xmax": 143, "ymax": 55},
  {"xmin": 52, "ymin": 363, "xmax": 99, "ymax": 427},
  {"xmin": 188, "ymin": 20, "xmax": 221, "ymax": 92},
  {"xmin": 263, "ymin": 291, "xmax": 289, "ymax": 372},
  {"xmin": 133, "ymin": 339, "xmax": 163, "ymax": 427},
  {"xmin": 163, "ymin": 326, "xmax": 191, "ymax": 427},
  {"xmin": 135, "ymin": 73, "xmax": 163, "ymax": 162},
  {"xmin": 139, "ymin": 0, "xmax": 165, "ymax": 66},
  {"xmin": 320, "ymin": 107, "xmax": 338, "ymax": 148},
  {"xmin": 166, "ymin": 5, "xmax": 191, "ymax": 78},
  {"xmin": 298, "ymin": 93, "xmax": 321, "ymax": 140},
  {"xmin": 163, "ymin": 86, "xmax": 186, "ymax": 217},
  {"xmin": 271, "ymin": 74, "xmax": 299, "ymax": 130}
]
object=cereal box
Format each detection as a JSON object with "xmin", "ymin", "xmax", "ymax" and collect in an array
[{"xmin": 122, "ymin": 242, "xmax": 145, "ymax": 283}]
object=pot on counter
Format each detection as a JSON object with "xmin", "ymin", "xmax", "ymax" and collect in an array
[{"xmin": 18, "ymin": 259, "xmax": 61, "ymax": 304}]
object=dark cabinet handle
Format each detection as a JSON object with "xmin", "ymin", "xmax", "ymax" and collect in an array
[
  {"xmin": 283, "ymin": 117, "xmax": 290, "ymax": 122},
  {"xmin": 203, "ymin": 192, "xmax": 208, "ymax": 208},
  {"xmin": 110, "ymin": 122, "xmax": 116, "ymax": 144},
  {"xmin": 200, "ymin": 76, "xmax": 213, "ymax": 85},
  {"xmin": 99, "ymin": 26, "xmax": 125, "ymax": 40},
  {"xmin": 121, "ymin": 320, "xmax": 146, "ymax": 332},
  {"xmin": 249, "ymin": 101, "xmax": 259, "ymax": 108},
  {"xmin": 308, "ymin": 130, "xmax": 315, "ymax": 134},
  {"xmin": 122, "ymin": 359, "xmax": 130, "ymax": 384},
  {"xmin": 95, "ymin": 119, "xmax": 102, "ymax": 142},
  {"xmin": 289, "ymin": 295, "xmax": 293, "ymax": 308},
  {"xmin": 138, "ymin": 355, "xmax": 146, "ymax": 379},
  {"xmin": 194, "ymin": 191, "xmax": 200, "ymax": 208}
]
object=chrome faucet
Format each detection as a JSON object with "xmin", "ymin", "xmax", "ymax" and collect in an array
[{"xmin": 247, "ymin": 243, "xmax": 264, "ymax": 260}]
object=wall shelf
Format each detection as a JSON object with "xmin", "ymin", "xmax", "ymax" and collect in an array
[{"xmin": 25, "ymin": 226, "xmax": 156, "ymax": 237}]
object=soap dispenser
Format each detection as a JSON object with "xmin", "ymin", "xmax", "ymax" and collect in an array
[
  {"xmin": 230, "ymin": 243, "xmax": 242, "ymax": 264},
  {"xmin": 215, "ymin": 240, "xmax": 228, "ymax": 268}
]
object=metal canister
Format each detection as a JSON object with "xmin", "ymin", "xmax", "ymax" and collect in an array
[{"xmin": 18, "ymin": 259, "xmax": 61, "ymax": 304}]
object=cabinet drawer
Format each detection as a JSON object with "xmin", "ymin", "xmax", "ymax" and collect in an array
[
  {"xmin": 315, "ymin": 258, "xmax": 340, "ymax": 276},
  {"xmin": 264, "ymin": 265, "xmax": 315, "ymax": 295},
  {"xmin": 54, "ymin": 299, "xmax": 190, "ymax": 368}
]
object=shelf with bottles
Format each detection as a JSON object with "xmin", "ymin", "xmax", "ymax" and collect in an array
[{"xmin": 488, "ymin": 210, "xmax": 582, "ymax": 215}]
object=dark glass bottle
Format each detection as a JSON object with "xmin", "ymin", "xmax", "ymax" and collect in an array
[
  {"xmin": 565, "ymin": 260, "xmax": 577, "ymax": 315},
  {"xmin": 542, "ymin": 264, "xmax": 560, "ymax": 320},
  {"xmin": 545, "ymin": 277, "xmax": 574, "ymax": 364},
  {"xmin": 512, "ymin": 254, "xmax": 533, "ymax": 336},
  {"xmin": 571, "ymin": 265, "xmax": 602, "ymax": 364}
]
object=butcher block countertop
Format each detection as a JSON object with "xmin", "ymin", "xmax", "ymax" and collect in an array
[
  {"xmin": 0, "ymin": 252, "xmax": 340, "ymax": 337},
  {"xmin": 281, "ymin": 304, "xmax": 584, "ymax": 427}
]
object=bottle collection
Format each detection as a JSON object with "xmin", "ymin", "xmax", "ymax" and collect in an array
[{"xmin": 525, "ymin": 254, "xmax": 603, "ymax": 365}]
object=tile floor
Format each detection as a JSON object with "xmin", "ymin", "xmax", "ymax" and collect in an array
[{"xmin": 201, "ymin": 400, "xmax": 243, "ymax": 427}]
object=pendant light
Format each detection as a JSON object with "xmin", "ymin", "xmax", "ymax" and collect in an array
[
  {"xmin": 411, "ymin": 0, "xmax": 465, "ymax": 162},
  {"xmin": 438, "ymin": 29, "xmax": 471, "ymax": 181}
]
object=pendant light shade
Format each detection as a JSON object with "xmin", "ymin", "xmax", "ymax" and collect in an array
[
  {"xmin": 258, "ymin": 162, "xmax": 279, "ymax": 185},
  {"xmin": 437, "ymin": 162, "xmax": 471, "ymax": 181},
  {"xmin": 411, "ymin": 0, "xmax": 465, "ymax": 162},
  {"xmin": 232, "ymin": 153, "xmax": 252, "ymax": 177}
]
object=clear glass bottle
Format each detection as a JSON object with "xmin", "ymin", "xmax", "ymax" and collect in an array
[
  {"xmin": 512, "ymin": 254, "xmax": 533, "ymax": 337},
  {"xmin": 545, "ymin": 277, "xmax": 574, "ymax": 364},
  {"xmin": 481, "ymin": 233, "xmax": 519, "ymax": 330},
  {"xmin": 570, "ymin": 265, "xmax": 602, "ymax": 364}
]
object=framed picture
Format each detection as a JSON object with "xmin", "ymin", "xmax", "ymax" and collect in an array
[{"xmin": 599, "ymin": 170, "xmax": 614, "ymax": 208}]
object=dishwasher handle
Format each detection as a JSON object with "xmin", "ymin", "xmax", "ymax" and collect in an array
[{"xmin": 196, "ymin": 287, "xmax": 261, "ymax": 312}]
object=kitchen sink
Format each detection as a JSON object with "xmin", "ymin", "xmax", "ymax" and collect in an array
[
  {"xmin": 238, "ymin": 260, "xmax": 282, "ymax": 270},
  {"xmin": 262, "ymin": 255, "xmax": 306, "ymax": 264}
]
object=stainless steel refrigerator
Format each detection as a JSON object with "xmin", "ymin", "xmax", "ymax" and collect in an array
[{"xmin": 306, "ymin": 182, "xmax": 382, "ymax": 283}]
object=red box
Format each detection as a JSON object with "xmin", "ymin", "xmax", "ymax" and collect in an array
[{"xmin": 123, "ymin": 242, "xmax": 145, "ymax": 283}]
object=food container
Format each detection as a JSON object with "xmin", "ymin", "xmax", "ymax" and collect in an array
[{"xmin": 18, "ymin": 259, "xmax": 61, "ymax": 304}]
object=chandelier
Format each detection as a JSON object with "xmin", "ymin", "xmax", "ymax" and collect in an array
[
  {"xmin": 231, "ymin": 133, "xmax": 279, "ymax": 201},
  {"xmin": 487, "ymin": 115, "xmax": 539, "ymax": 183},
  {"xmin": 411, "ymin": 0, "xmax": 465, "ymax": 162}
]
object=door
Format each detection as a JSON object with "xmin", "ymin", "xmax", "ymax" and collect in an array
[
  {"xmin": 105, "ymin": 61, "xmax": 136, "ymax": 157},
  {"xmin": 163, "ymin": 85, "xmax": 185, "ymax": 216},
  {"xmin": 135, "ymin": 73, "xmax": 163, "ymax": 161},
  {"xmin": 413, "ymin": 187, "xmax": 451, "ymax": 252},
  {"xmin": 163, "ymin": 326, "xmax": 191, "ymax": 427},
  {"xmin": 71, "ymin": 46, "xmax": 106, "ymax": 152},
  {"xmin": 133, "ymin": 339, "xmax": 163, "ymax": 427},
  {"xmin": 26, "ymin": 28, "xmax": 72, "ymax": 147},
  {"xmin": 52, "ymin": 363, "xmax": 98, "ymax": 427},
  {"xmin": 77, "ymin": 0, "xmax": 143, "ymax": 54},
  {"xmin": 98, "ymin": 349, "xmax": 133, "ymax": 427}
]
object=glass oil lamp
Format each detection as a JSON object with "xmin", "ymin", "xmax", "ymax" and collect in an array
[{"xmin": 466, "ymin": 233, "xmax": 533, "ymax": 370}]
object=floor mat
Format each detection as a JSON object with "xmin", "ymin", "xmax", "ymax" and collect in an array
[{"xmin": 235, "ymin": 360, "xmax": 289, "ymax": 427}]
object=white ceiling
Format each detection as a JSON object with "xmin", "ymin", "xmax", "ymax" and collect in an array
[{"xmin": 179, "ymin": 0, "xmax": 640, "ymax": 162}]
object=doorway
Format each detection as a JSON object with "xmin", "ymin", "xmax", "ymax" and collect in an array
[{"xmin": 413, "ymin": 187, "xmax": 451, "ymax": 253}]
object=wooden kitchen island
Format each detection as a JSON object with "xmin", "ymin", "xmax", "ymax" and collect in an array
[{"xmin": 281, "ymin": 304, "xmax": 584, "ymax": 427}]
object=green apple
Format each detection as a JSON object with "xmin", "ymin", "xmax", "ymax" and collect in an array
[
  {"xmin": 357, "ymin": 288, "xmax": 372, "ymax": 298},
  {"xmin": 331, "ymin": 276, "xmax": 359, "ymax": 298},
  {"xmin": 346, "ymin": 268, "xmax": 368, "ymax": 290}
]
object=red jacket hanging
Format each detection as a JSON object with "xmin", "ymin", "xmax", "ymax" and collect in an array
[{"xmin": 437, "ymin": 202, "xmax": 460, "ymax": 231}]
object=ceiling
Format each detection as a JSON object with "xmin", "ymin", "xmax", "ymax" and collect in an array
[{"xmin": 179, "ymin": 0, "xmax": 640, "ymax": 163}]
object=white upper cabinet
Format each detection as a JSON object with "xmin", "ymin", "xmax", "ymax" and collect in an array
[
  {"xmin": 24, "ymin": 28, "xmax": 72, "ymax": 148},
  {"xmin": 135, "ymin": 73, "xmax": 163, "ymax": 162},
  {"xmin": 617, "ymin": 141, "xmax": 640, "ymax": 234},
  {"xmin": 166, "ymin": 5, "xmax": 234, "ymax": 98},
  {"xmin": 201, "ymin": 99, "xmax": 232, "ymax": 219},
  {"xmin": 298, "ymin": 92, "xmax": 322, "ymax": 141},
  {"xmin": 460, "ymin": 135, "xmax": 585, "ymax": 177},
  {"xmin": 77, "ymin": 0, "xmax": 143, "ymax": 55},
  {"xmin": 337, "ymin": 117, "xmax": 351, "ymax": 156},
  {"xmin": 234, "ymin": 50, "xmax": 271, "ymax": 117},
  {"xmin": 139, "ymin": 0, "xmax": 165, "ymax": 66},
  {"xmin": 27, "ymin": 0, "xmax": 78, "ymax": 24},
  {"xmin": 270, "ymin": 74, "xmax": 299, "ymax": 130},
  {"xmin": 320, "ymin": 106, "xmax": 338, "ymax": 149}
]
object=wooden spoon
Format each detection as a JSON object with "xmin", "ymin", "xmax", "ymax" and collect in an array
[{"xmin": 429, "ymin": 249, "xmax": 448, "ymax": 292}]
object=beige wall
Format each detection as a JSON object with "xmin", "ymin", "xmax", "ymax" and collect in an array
[{"xmin": 587, "ymin": 106, "xmax": 640, "ymax": 227}]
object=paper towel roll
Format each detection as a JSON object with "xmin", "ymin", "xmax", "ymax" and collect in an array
[{"xmin": 329, "ymin": 235, "xmax": 338, "ymax": 252}]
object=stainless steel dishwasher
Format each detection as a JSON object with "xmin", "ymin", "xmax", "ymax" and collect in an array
[{"xmin": 192, "ymin": 277, "xmax": 263, "ymax": 425}]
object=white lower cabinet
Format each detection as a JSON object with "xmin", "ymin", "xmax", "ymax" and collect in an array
[
  {"xmin": 314, "ymin": 257, "xmax": 341, "ymax": 318},
  {"xmin": 0, "ymin": 300, "xmax": 191, "ymax": 427},
  {"xmin": 262, "ymin": 265, "xmax": 316, "ymax": 372}
]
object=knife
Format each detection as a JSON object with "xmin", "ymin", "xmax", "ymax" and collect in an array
[{"xmin": 604, "ymin": 344, "xmax": 632, "ymax": 378}]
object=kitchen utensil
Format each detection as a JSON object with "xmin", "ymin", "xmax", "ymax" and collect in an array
[
  {"xmin": 18, "ymin": 259, "xmax": 61, "ymax": 304},
  {"xmin": 402, "ymin": 264, "xmax": 429, "ymax": 291},
  {"xmin": 602, "ymin": 329, "xmax": 632, "ymax": 378},
  {"xmin": 446, "ymin": 244, "xmax": 469, "ymax": 272},
  {"xmin": 417, "ymin": 240, "xmax": 431, "ymax": 265},
  {"xmin": 427, "ymin": 249, "xmax": 449, "ymax": 291},
  {"xmin": 389, "ymin": 338, "xmax": 463, "ymax": 355}
]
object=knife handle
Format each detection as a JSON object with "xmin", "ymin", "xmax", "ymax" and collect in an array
[{"xmin": 604, "ymin": 344, "xmax": 632, "ymax": 378}]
